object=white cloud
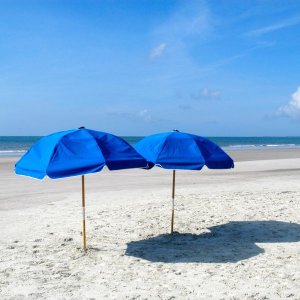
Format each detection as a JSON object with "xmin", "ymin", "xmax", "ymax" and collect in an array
[
  {"xmin": 139, "ymin": 109, "xmax": 152, "ymax": 122},
  {"xmin": 277, "ymin": 86, "xmax": 300, "ymax": 119},
  {"xmin": 201, "ymin": 88, "xmax": 220, "ymax": 98},
  {"xmin": 191, "ymin": 88, "xmax": 221, "ymax": 100},
  {"xmin": 245, "ymin": 16, "xmax": 300, "ymax": 37},
  {"xmin": 148, "ymin": 43, "xmax": 167, "ymax": 60}
]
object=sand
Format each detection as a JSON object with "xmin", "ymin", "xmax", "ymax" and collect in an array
[{"xmin": 1, "ymin": 150, "xmax": 300, "ymax": 299}]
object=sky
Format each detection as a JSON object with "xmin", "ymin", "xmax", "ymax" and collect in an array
[{"xmin": 1, "ymin": 0, "xmax": 300, "ymax": 136}]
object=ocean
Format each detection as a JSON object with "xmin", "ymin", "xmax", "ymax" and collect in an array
[{"xmin": 1, "ymin": 136, "xmax": 300, "ymax": 157}]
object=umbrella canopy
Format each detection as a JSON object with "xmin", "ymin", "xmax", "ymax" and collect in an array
[
  {"xmin": 16, "ymin": 128, "xmax": 147, "ymax": 179},
  {"xmin": 15, "ymin": 127, "xmax": 147, "ymax": 250},
  {"xmin": 135, "ymin": 131, "xmax": 234, "ymax": 170},
  {"xmin": 135, "ymin": 131, "xmax": 234, "ymax": 234}
]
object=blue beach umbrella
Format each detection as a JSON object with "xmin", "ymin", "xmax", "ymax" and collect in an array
[
  {"xmin": 15, "ymin": 127, "xmax": 147, "ymax": 250},
  {"xmin": 135, "ymin": 131, "xmax": 234, "ymax": 234}
]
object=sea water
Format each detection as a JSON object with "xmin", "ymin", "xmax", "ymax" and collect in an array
[{"xmin": 1, "ymin": 136, "xmax": 300, "ymax": 157}]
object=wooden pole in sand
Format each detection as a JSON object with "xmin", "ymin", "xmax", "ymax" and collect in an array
[
  {"xmin": 81, "ymin": 175, "xmax": 87, "ymax": 251},
  {"xmin": 171, "ymin": 170, "xmax": 176, "ymax": 234}
]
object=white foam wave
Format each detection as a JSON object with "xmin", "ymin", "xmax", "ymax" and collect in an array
[
  {"xmin": 0, "ymin": 150, "xmax": 26, "ymax": 157},
  {"xmin": 224, "ymin": 144, "xmax": 300, "ymax": 150}
]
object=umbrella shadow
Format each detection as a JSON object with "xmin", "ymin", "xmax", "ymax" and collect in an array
[{"xmin": 126, "ymin": 221, "xmax": 300, "ymax": 263}]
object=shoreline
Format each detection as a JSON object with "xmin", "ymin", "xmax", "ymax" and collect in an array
[{"xmin": 3, "ymin": 147, "xmax": 300, "ymax": 162}]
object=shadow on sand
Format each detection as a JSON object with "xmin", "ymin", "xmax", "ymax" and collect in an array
[{"xmin": 126, "ymin": 221, "xmax": 300, "ymax": 263}]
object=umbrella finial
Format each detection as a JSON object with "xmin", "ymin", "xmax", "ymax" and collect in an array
[{"xmin": 78, "ymin": 126, "xmax": 85, "ymax": 129}]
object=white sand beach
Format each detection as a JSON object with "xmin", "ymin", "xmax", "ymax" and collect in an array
[{"xmin": 1, "ymin": 150, "xmax": 300, "ymax": 299}]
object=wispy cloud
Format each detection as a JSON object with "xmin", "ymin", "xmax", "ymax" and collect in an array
[
  {"xmin": 194, "ymin": 42, "xmax": 273, "ymax": 75},
  {"xmin": 139, "ymin": 109, "xmax": 152, "ymax": 122},
  {"xmin": 147, "ymin": 0, "xmax": 212, "ymax": 63},
  {"xmin": 144, "ymin": 43, "xmax": 271, "ymax": 84},
  {"xmin": 176, "ymin": 87, "xmax": 220, "ymax": 110},
  {"xmin": 107, "ymin": 109, "xmax": 170, "ymax": 127},
  {"xmin": 245, "ymin": 15, "xmax": 300, "ymax": 37},
  {"xmin": 191, "ymin": 88, "xmax": 220, "ymax": 100},
  {"xmin": 144, "ymin": 1, "xmax": 276, "ymax": 85},
  {"xmin": 154, "ymin": 1, "xmax": 212, "ymax": 44},
  {"xmin": 148, "ymin": 43, "xmax": 167, "ymax": 60},
  {"xmin": 277, "ymin": 86, "xmax": 300, "ymax": 119},
  {"xmin": 143, "ymin": 1, "xmax": 217, "ymax": 85}
]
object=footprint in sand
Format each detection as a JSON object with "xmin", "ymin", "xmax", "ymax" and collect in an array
[{"xmin": 64, "ymin": 237, "xmax": 73, "ymax": 242}]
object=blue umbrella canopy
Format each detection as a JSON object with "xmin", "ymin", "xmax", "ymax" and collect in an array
[
  {"xmin": 135, "ymin": 131, "xmax": 234, "ymax": 234},
  {"xmin": 15, "ymin": 128, "xmax": 147, "ymax": 250},
  {"xmin": 135, "ymin": 131, "xmax": 234, "ymax": 170},
  {"xmin": 15, "ymin": 128, "xmax": 147, "ymax": 179}
]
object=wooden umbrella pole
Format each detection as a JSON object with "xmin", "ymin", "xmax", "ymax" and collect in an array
[
  {"xmin": 171, "ymin": 170, "xmax": 176, "ymax": 234},
  {"xmin": 81, "ymin": 175, "xmax": 87, "ymax": 251}
]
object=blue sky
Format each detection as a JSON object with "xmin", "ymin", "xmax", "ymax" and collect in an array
[{"xmin": 1, "ymin": 0, "xmax": 300, "ymax": 136}]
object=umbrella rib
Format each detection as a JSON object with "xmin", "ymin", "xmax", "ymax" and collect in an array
[
  {"xmin": 45, "ymin": 130, "xmax": 76, "ymax": 177},
  {"xmin": 191, "ymin": 138, "xmax": 207, "ymax": 169},
  {"xmin": 156, "ymin": 134, "xmax": 172, "ymax": 167},
  {"xmin": 83, "ymin": 129, "xmax": 107, "ymax": 166}
]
